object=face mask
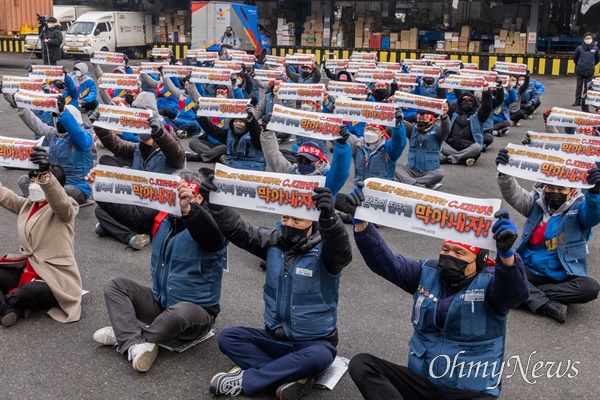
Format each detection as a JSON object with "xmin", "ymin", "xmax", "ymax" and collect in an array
[
  {"xmin": 47, "ymin": 23, "xmax": 55, "ymax": 28},
  {"xmin": 460, "ymin": 102, "xmax": 473, "ymax": 112},
  {"xmin": 416, "ymin": 121, "xmax": 433, "ymax": 132},
  {"xmin": 546, "ymin": 192, "xmax": 568, "ymax": 211},
  {"xmin": 28, "ymin": 183, "xmax": 46, "ymax": 202},
  {"xmin": 301, "ymin": 104, "xmax": 314, "ymax": 112},
  {"xmin": 280, "ymin": 224, "xmax": 311, "ymax": 247},
  {"xmin": 56, "ymin": 121, "xmax": 66, "ymax": 134},
  {"xmin": 364, "ymin": 131, "xmax": 380, "ymax": 144},
  {"xmin": 400, "ymin": 86, "xmax": 412, "ymax": 93},
  {"xmin": 233, "ymin": 124, "xmax": 246, "ymax": 135},
  {"xmin": 585, "ymin": 39, "xmax": 593, "ymax": 45},
  {"xmin": 125, "ymin": 94, "xmax": 135, "ymax": 104},
  {"xmin": 438, "ymin": 254, "xmax": 472, "ymax": 285},
  {"xmin": 216, "ymin": 93, "xmax": 227, "ymax": 99},
  {"xmin": 226, "ymin": 32, "xmax": 232, "ymax": 37},
  {"xmin": 75, "ymin": 70, "xmax": 82, "ymax": 77},
  {"xmin": 518, "ymin": 80, "xmax": 524, "ymax": 86},
  {"xmin": 301, "ymin": 71, "xmax": 310, "ymax": 78},
  {"xmin": 373, "ymin": 89, "xmax": 387, "ymax": 101},
  {"xmin": 297, "ymin": 161, "xmax": 317, "ymax": 175}
]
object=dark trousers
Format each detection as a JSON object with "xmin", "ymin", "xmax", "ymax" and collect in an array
[
  {"xmin": 95, "ymin": 202, "xmax": 158, "ymax": 244},
  {"xmin": 163, "ymin": 118, "xmax": 201, "ymax": 136},
  {"xmin": 103, "ymin": 277, "xmax": 214, "ymax": 355},
  {"xmin": 492, "ymin": 121, "xmax": 510, "ymax": 131},
  {"xmin": 188, "ymin": 137, "xmax": 227, "ymax": 162},
  {"xmin": 218, "ymin": 326, "xmax": 336, "ymax": 396},
  {"xmin": 0, "ymin": 267, "xmax": 58, "ymax": 312},
  {"xmin": 348, "ymin": 353, "xmax": 495, "ymax": 400},
  {"xmin": 158, "ymin": 107, "xmax": 177, "ymax": 119},
  {"xmin": 575, "ymin": 74, "xmax": 593, "ymax": 103},
  {"xmin": 523, "ymin": 270, "xmax": 600, "ymax": 312},
  {"xmin": 510, "ymin": 110, "xmax": 525, "ymax": 123},
  {"xmin": 98, "ymin": 154, "xmax": 134, "ymax": 168},
  {"xmin": 81, "ymin": 100, "xmax": 98, "ymax": 112}
]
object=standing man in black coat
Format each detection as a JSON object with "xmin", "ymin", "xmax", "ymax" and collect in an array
[
  {"xmin": 41, "ymin": 17, "xmax": 62, "ymax": 65},
  {"xmin": 572, "ymin": 32, "xmax": 600, "ymax": 106}
]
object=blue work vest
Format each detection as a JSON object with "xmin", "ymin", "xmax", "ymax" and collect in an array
[
  {"xmin": 353, "ymin": 142, "xmax": 391, "ymax": 183},
  {"xmin": 407, "ymin": 124, "xmax": 441, "ymax": 172},
  {"xmin": 226, "ymin": 132, "xmax": 266, "ymax": 171},
  {"xmin": 49, "ymin": 134, "xmax": 93, "ymax": 195},
  {"xmin": 133, "ymin": 146, "xmax": 180, "ymax": 174}
]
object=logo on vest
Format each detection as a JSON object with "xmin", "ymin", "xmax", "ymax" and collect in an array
[
  {"xmin": 464, "ymin": 289, "xmax": 485, "ymax": 302},
  {"xmin": 296, "ymin": 267, "xmax": 313, "ymax": 277}
]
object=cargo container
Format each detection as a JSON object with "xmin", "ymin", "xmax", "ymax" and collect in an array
[{"xmin": 0, "ymin": 0, "xmax": 53, "ymax": 35}]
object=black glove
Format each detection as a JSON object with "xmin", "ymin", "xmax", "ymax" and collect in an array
[
  {"xmin": 54, "ymin": 95, "xmax": 66, "ymax": 116},
  {"xmin": 346, "ymin": 182, "xmax": 365, "ymax": 209},
  {"xmin": 191, "ymin": 102, "xmax": 199, "ymax": 112},
  {"xmin": 261, "ymin": 113, "xmax": 271, "ymax": 127},
  {"xmin": 157, "ymin": 66, "xmax": 164, "ymax": 75},
  {"xmin": 365, "ymin": 87, "xmax": 372, "ymax": 98},
  {"xmin": 149, "ymin": 117, "xmax": 163, "ymax": 139},
  {"xmin": 496, "ymin": 77, "xmax": 503, "ymax": 88},
  {"xmin": 88, "ymin": 109, "xmax": 101, "ymax": 122},
  {"xmin": 587, "ymin": 167, "xmax": 600, "ymax": 194},
  {"xmin": 7, "ymin": 92, "xmax": 18, "ymax": 109},
  {"xmin": 250, "ymin": 96, "xmax": 259, "ymax": 107},
  {"xmin": 313, "ymin": 186, "xmax": 335, "ymax": 220},
  {"xmin": 257, "ymin": 50, "xmax": 266, "ymax": 64},
  {"xmin": 231, "ymin": 76, "xmax": 238, "ymax": 88},
  {"xmin": 199, "ymin": 174, "xmax": 218, "ymax": 200},
  {"xmin": 492, "ymin": 210, "xmax": 518, "ymax": 258},
  {"xmin": 522, "ymin": 133, "xmax": 531, "ymax": 145},
  {"xmin": 246, "ymin": 104, "xmax": 254, "ymax": 122},
  {"xmin": 240, "ymin": 64, "xmax": 248, "ymax": 78},
  {"xmin": 395, "ymin": 108, "xmax": 404, "ymax": 125},
  {"xmin": 336, "ymin": 124, "xmax": 350, "ymax": 145},
  {"xmin": 123, "ymin": 54, "xmax": 130, "ymax": 67},
  {"xmin": 495, "ymin": 148, "xmax": 509, "ymax": 166},
  {"xmin": 26, "ymin": 64, "xmax": 33, "ymax": 73},
  {"xmin": 30, "ymin": 146, "xmax": 50, "ymax": 173},
  {"xmin": 42, "ymin": 83, "xmax": 51, "ymax": 94},
  {"xmin": 62, "ymin": 66, "xmax": 69, "ymax": 75}
]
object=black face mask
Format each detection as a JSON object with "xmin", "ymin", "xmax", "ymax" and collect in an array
[
  {"xmin": 53, "ymin": 82, "xmax": 65, "ymax": 91},
  {"xmin": 546, "ymin": 192, "xmax": 568, "ymax": 211},
  {"xmin": 226, "ymin": 32, "xmax": 232, "ymax": 37},
  {"xmin": 297, "ymin": 161, "xmax": 316, "ymax": 175},
  {"xmin": 280, "ymin": 225, "xmax": 311, "ymax": 247},
  {"xmin": 125, "ymin": 94, "xmax": 135, "ymax": 104},
  {"xmin": 416, "ymin": 121, "xmax": 433, "ymax": 132},
  {"xmin": 56, "ymin": 121, "xmax": 66, "ymax": 134},
  {"xmin": 373, "ymin": 89, "xmax": 387, "ymax": 101},
  {"xmin": 460, "ymin": 102, "xmax": 473, "ymax": 112},
  {"xmin": 301, "ymin": 71, "xmax": 311, "ymax": 78},
  {"xmin": 438, "ymin": 254, "xmax": 473, "ymax": 285}
]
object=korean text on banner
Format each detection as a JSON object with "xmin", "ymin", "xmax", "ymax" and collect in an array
[
  {"xmin": 213, "ymin": 60, "xmax": 243, "ymax": 73},
  {"xmin": 0, "ymin": 136, "xmax": 43, "ymax": 169},
  {"xmin": 265, "ymin": 55, "xmax": 286, "ymax": 66},
  {"xmin": 584, "ymin": 90, "xmax": 600, "ymax": 107},
  {"xmin": 355, "ymin": 178, "xmax": 501, "ymax": 250},
  {"xmin": 92, "ymin": 104, "xmax": 152, "ymax": 134},
  {"xmin": 334, "ymin": 98, "xmax": 397, "ymax": 127},
  {"xmin": 210, "ymin": 163, "xmax": 326, "ymax": 221},
  {"xmin": 350, "ymin": 52, "xmax": 378, "ymax": 62},
  {"xmin": 285, "ymin": 54, "xmax": 316, "ymax": 65},
  {"xmin": 492, "ymin": 62, "xmax": 528, "ymax": 75},
  {"xmin": 99, "ymin": 73, "xmax": 140, "ymax": 90},
  {"xmin": 140, "ymin": 62, "xmax": 170, "ymax": 74},
  {"xmin": 497, "ymin": 143, "xmax": 595, "ymax": 189},
  {"xmin": 525, "ymin": 131, "xmax": 600, "ymax": 159},
  {"xmin": 267, "ymin": 104, "xmax": 343, "ymax": 140},
  {"xmin": 346, "ymin": 62, "xmax": 377, "ymax": 73},
  {"xmin": 463, "ymin": 63, "xmax": 478, "ymax": 70},
  {"xmin": 190, "ymin": 68, "xmax": 234, "ymax": 85},
  {"xmin": 395, "ymin": 74, "xmax": 419, "ymax": 86},
  {"xmin": 254, "ymin": 68, "xmax": 286, "ymax": 82},
  {"xmin": 162, "ymin": 65, "xmax": 195, "ymax": 79},
  {"xmin": 29, "ymin": 65, "xmax": 65, "ymax": 81},
  {"xmin": 93, "ymin": 165, "xmax": 182, "ymax": 216},
  {"xmin": 459, "ymin": 69, "xmax": 498, "ymax": 83},
  {"xmin": 277, "ymin": 83, "xmax": 325, "ymax": 102},
  {"xmin": 196, "ymin": 98, "xmax": 250, "ymax": 119},
  {"xmin": 1, "ymin": 76, "xmax": 44, "ymax": 94},
  {"xmin": 439, "ymin": 75, "xmax": 487, "ymax": 90},
  {"xmin": 546, "ymin": 107, "xmax": 600, "ymax": 127},
  {"xmin": 401, "ymin": 59, "xmax": 428, "ymax": 67},
  {"xmin": 91, "ymin": 51, "xmax": 125, "ymax": 66},
  {"xmin": 393, "ymin": 91, "xmax": 447, "ymax": 114},
  {"xmin": 325, "ymin": 59, "xmax": 350, "ymax": 70},
  {"xmin": 187, "ymin": 49, "xmax": 219, "ymax": 62},
  {"xmin": 150, "ymin": 48, "xmax": 172, "ymax": 57},
  {"xmin": 376, "ymin": 62, "xmax": 403, "ymax": 71},
  {"xmin": 422, "ymin": 53, "xmax": 448, "ymax": 60},
  {"xmin": 231, "ymin": 54, "xmax": 257, "ymax": 64},
  {"xmin": 327, "ymin": 81, "xmax": 368, "ymax": 99},
  {"xmin": 407, "ymin": 65, "xmax": 443, "ymax": 78},
  {"xmin": 14, "ymin": 90, "xmax": 59, "ymax": 113},
  {"xmin": 354, "ymin": 69, "xmax": 395, "ymax": 83}
]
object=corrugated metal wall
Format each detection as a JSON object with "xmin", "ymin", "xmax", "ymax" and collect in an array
[{"xmin": 0, "ymin": 0, "xmax": 53, "ymax": 35}]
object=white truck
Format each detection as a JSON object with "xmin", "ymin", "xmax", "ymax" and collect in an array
[
  {"xmin": 64, "ymin": 11, "xmax": 153, "ymax": 60},
  {"xmin": 24, "ymin": 5, "xmax": 102, "ymax": 59}
]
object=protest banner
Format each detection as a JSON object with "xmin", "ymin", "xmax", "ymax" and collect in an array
[
  {"xmin": 265, "ymin": 55, "xmax": 286, "ymax": 66},
  {"xmin": 333, "ymin": 98, "xmax": 397, "ymax": 127},
  {"xmin": 187, "ymin": 49, "xmax": 219, "ymax": 62},
  {"xmin": 431, "ymin": 60, "xmax": 462, "ymax": 72},
  {"xmin": 14, "ymin": 90, "xmax": 59, "ymax": 113},
  {"xmin": 196, "ymin": 97, "xmax": 250, "ymax": 119},
  {"xmin": 91, "ymin": 51, "xmax": 125, "ymax": 66},
  {"xmin": 231, "ymin": 54, "xmax": 257, "ymax": 64},
  {"xmin": 354, "ymin": 178, "xmax": 501, "ymax": 250},
  {"xmin": 213, "ymin": 60, "xmax": 243, "ymax": 73},
  {"xmin": 591, "ymin": 78, "xmax": 600, "ymax": 91},
  {"xmin": 29, "ymin": 65, "xmax": 65, "ymax": 81},
  {"xmin": 350, "ymin": 52, "xmax": 378, "ymax": 62},
  {"xmin": 139, "ymin": 62, "xmax": 168, "ymax": 74},
  {"xmin": 326, "ymin": 81, "xmax": 369, "ymax": 99},
  {"xmin": 189, "ymin": 67, "xmax": 234, "ymax": 85},
  {"xmin": 325, "ymin": 59, "xmax": 350, "ymax": 70},
  {"xmin": 277, "ymin": 83, "xmax": 325, "ymax": 101},
  {"xmin": 285, "ymin": 53, "xmax": 316, "ymax": 65},
  {"xmin": 492, "ymin": 61, "xmax": 528, "ymax": 75},
  {"xmin": 439, "ymin": 75, "xmax": 487, "ymax": 90},
  {"xmin": 354, "ymin": 69, "xmax": 396, "ymax": 83},
  {"xmin": 0, "ymin": 136, "xmax": 43, "ymax": 169},
  {"xmin": 223, "ymin": 49, "xmax": 247, "ymax": 57},
  {"xmin": 266, "ymin": 104, "xmax": 343, "ymax": 140},
  {"xmin": 422, "ymin": 53, "xmax": 448, "ymax": 61},
  {"xmin": 497, "ymin": 143, "xmax": 595, "ymax": 189},
  {"xmin": 162, "ymin": 65, "xmax": 195, "ymax": 79},
  {"xmin": 210, "ymin": 163, "xmax": 326, "ymax": 221},
  {"xmin": 584, "ymin": 90, "xmax": 600, "ymax": 107},
  {"xmin": 92, "ymin": 104, "xmax": 152, "ymax": 134},
  {"xmin": 497, "ymin": 75, "xmax": 510, "ymax": 87},
  {"xmin": 376, "ymin": 62, "xmax": 403, "ymax": 71},
  {"xmin": 93, "ymin": 165, "xmax": 182, "ymax": 216},
  {"xmin": 525, "ymin": 131, "xmax": 600, "ymax": 159},
  {"xmin": 346, "ymin": 62, "xmax": 377, "ymax": 73},
  {"xmin": 407, "ymin": 65, "xmax": 442, "ymax": 78},
  {"xmin": 462, "ymin": 62, "xmax": 478, "ymax": 70},
  {"xmin": 546, "ymin": 107, "xmax": 600, "ymax": 127},
  {"xmin": 393, "ymin": 91, "xmax": 447, "ymax": 114},
  {"xmin": 401, "ymin": 59, "xmax": 428, "ymax": 67},
  {"xmin": 459, "ymin": 68, "xmax": 498, "ymax": 83},
  {"xmin": 395, "ymin": 73, "xmax": 419, "ymax": 86},
  {"xmin": 98, "ymin": 73, "xmax": 139, "ymax": 90},
  {"xmin": 150, "ymin": 47, "xmax": 172, "ymax": 57},
  {"xmin": 1, "ymin": 76, "xmax": 44, "ymax": 94},
  {"xmin": 253, "ymin": 68, "xmax": 286, "ymax": 82}
]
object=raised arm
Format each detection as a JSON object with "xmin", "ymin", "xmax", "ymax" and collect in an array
[{"xmin": 260, "ymin": 130, "xmax": 293, "ymax": 173}]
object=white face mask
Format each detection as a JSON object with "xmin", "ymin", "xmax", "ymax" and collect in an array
[
  {"xmin": 75, "ymin": 70, "xmax": 82, "ymax": 77},
  {"xmin": 28, "ymin": 183, "xmax": 46, "ymax": 202},
  {"xmin": 585, "ymin": 39, "xmax": 593, "ymax": 45},
  {"xmin": 216, "ymin": 94, "xmax": 227, "ymax": 99},
  {"xmin": 47, "ymin": 23, "xmax": 55, "ymax": 28},
  {"xmin": 364, "ymin": 130, "xmax": 380, "ymax": 144}
]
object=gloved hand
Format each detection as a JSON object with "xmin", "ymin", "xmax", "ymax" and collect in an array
[
  {"xmin": 261, "ymin": 113, "xmax": 271, "ymax": 127},
  {"xmin": 26, "ymin": 64, "xmax": 33, "ymax": 73},
  {"xmin": 326, "ymin": 101, "xmax": 335, "ymax": 113},
  {"xmin": 395, "ymin": 108, "xmax": 404, "ymax": 126},
  {"xmin": 346, "ymin": 182, "xmax": 365, "ymax": 209},
  {"xmin": 313, "ymin": 186, "xmax": 336, "ymax": 220},
  {"xmin": 62, "ymin": 66, "xmax": 69, "ymax": 75},
  {"xmin": 543, "ymin": 109, "xmax": 551, "ymax": 123},
  {"xmin": 199, "ymin": 174, "xmax": 218, "ymax": 200},
  {"xmin": 496, "ymin": 77, "xmax": 503, "ymax": 89},
  {"xmin": 157, "ymin": 66, "xmax": 164, "ymax": 75},
  {"xmin": 149, "ymin": 117, "xmax": 163, "ymax": 139},
  {"xmin": 492, "ymin": 210, "xmax": 518, "ymax": 258},
  {"xmin": 41, "ymin": 82, "xmax": 51, "ymax": 93},
  {"xmin": 522, "ymin": 132, "xmax": 531, "ymax": 145},
  {"xmin": 495, "ymin": 148, "xmax": 509, "ymax": 166},
  {"xmin": 246, "ymin": 104, "xmax": 254, "ymax": 122},
  {"xmin": 30, "ymin": 146, "xmax": 51, "ymax": 173},
  {"xmin": 123, "ymin": 54, "xmax": 130, "ymax": 67},
  {"xmin": 191, "ymin": 102, "xmax": 199, "ymax": 112},
  {"xmin": 250, "ymin": 96, "xmax": 259, "ymax": 107},
  {"xmin": 88, "ymin": 109, "xmax": 101, "ymax": 122},
  {"xmin": 53, "ymin": 95, "xmax": 66, "ymax": 116},
  {"xmin": 257, "ymin": 50, "xmax": 267, "ymax": 65},
  {"xmin": 336, "ymin": 124, "xmax": 350, "ymax": 145},
  {"xmin": 6, "ymin": 92, "xmax": 18, "ymax": 109},
  {"xmin": 586, "ymin": 167, "xmax": 600, "ymax": 194}
]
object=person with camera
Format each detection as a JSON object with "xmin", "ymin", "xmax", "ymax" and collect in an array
[{"xmin": 40, "ymin": 16, "xmax": 62, "ymax": 65}]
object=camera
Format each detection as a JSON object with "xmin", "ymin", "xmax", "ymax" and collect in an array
[{"xmin": 37, "ymin": 14, "xmax": 48, "ymax": 27}]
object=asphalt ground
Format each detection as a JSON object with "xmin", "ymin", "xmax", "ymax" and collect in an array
[{"xmin": 0, "ymin": 53, "xmax": 598, "ymax": 400}]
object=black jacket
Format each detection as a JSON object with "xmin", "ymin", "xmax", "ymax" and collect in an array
[
  {"xmin": 574, "ymin": 42, "xmax": 600, "ymax": 76},
  {"xmin": 41, "ymin": 26, "xmax": 63, "ymax": 62}
]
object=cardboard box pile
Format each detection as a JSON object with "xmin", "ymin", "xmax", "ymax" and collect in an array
[
  {"xmin": 494, "ymin": 30, "xmax": 527, "ymax": 54},
  {"xmin": 277, "ymin": 18, "xmax": 295, "ymax": 46},
  {"xmin": 442, "ymin": 26, "xmax": 480, "ymax": 53},
  {"xmin": 354, "ymin": 12, "xmax": 383, "ymax": 48},
  {"xmin": 301, "ymin": 10, "xmax": 324, "ymax": 47},
  {"xmin": 157, "ymin": 10, "xmax": 187, "ymax": 43}
]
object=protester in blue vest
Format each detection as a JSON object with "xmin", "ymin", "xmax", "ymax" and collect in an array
[
  {"xmin": 518, "ymin": 74, "xmax": 541, "ymax": 119},
  {"xmin": 340, "ymin": 185, "xmax": 528, "ymax": 398},
  {"xmin": 285, "ymin": 62, "xmax": 321, "ymax": 84},
  {"xmin": 492, "ymin": 80, "xmax": 517, "ymax": 137},
  {"xmin": 416, "ymin": 76, "xmax": 446, "ymax": 100},
  {"xmin": 90, "ymin": 169, "xmax": 227, "ymax": 372},
  {"xmin": 159, "ymin": 71, "xmax": 202, "ymax": 139},
  {"xmin": 346, "ymin": 81, "xmax": 390, "ymax": 138},
  {"xmin": 258, "ymin": 24, "xmax": 272, "ymax": 54},
  {"xmin": 572, "ymin": 32, "xmax": 600, "ymax": 107},
  {"xmin": 496, "ymin": 149, "xmax": 600, "ymax": 323},
  {"xmin": 199, "ymin": 176, "xmax": 352, "ymax": 399}
]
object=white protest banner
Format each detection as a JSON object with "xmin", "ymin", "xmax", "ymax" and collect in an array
[
  {"xmin": 431, "ymin": 60, "xmax": 462, "ymax": 72},
  {"xmin": 265, "ymin": 55, "xmax": 286, "ymax": 66},
  {"xmin": 492, "ymin": 61, "xmax": 528, "ymax": 75},
  {"xmin": 210, "ymin": 163, "xmax": 326, "ymax": 221},
  {"xmin": 285, "ymin": 53, "xmax": 316, "ymax": 65},
  {"xmin": 333, "ymin": 98, "xmax": 397, "ymax": 127},
  {"xmin": 462, "ymin": 62, "xmax": 479, "ymax": 70},
  {"xmin": 223, "ymin": 49, "xmax": 247, "ymax": 57},
  {"xmin": 354, "ymin": 69, "xmax": 395, "ymax": 83},
  {"xmin": 231, "ymin": 54, "xmax": 257, "ymax": 64},
  {"xmin": 14, "ymin": 90, "xmax": 59, "ymax": 113},
  {"xmin": 401, "ymin": 59, "xmax": 428, "ymax": 67},
  {"xmin": 525, "ymin": 131, "xmax": 600, "ymax": 159},
  {"xmin": 91, "ymin": 51, "xmax": 125, "ymax": 66},
  {"xmin": 29, "ymin": 65, "xmax": 65, "ymax": 81},
  {"xmin": 325, "ymin": 59, "xmax": 350, "ymax": 70},
  {"xmin": 139, "ymin": 62, "xmax": 169, "ymax": 74},
  {"xmin": 326, "ymin": 81, "xmax": 368, "ymax": 99},
  {"xmin": 214, "ymin": 60, "xmax": 243, "ymax": 73},
  {"xmin": 253, "ymin": 68, "xmax": 286, "ymax": 82},
  {"xmin": 459, "ymin": 69, "xmax": 498, "ymax": 83},
  {"xmin": 267, "ymin": 104, "xmax": 343, "ymax": 140},
  {"xmin": 408, "ymin": 65, "xmax": 442, "ymax": 78},
  {"xmin": 376, "ymin": 62, "xmax": 403, "ymax": 71},
  {"xmin": 162, "ymin": 65, "xmax": 195, "ymax": 79},
  {"xmin": 422, "ymin": 53, "xmax": 447, "ymax": 61},
  {"xmin": 0, "ymin": 136, "xmax": 43, "ymax": 169},
  {"xmin": 439, "ymin": 75, "xmax": 486, "ymax": 90},
  {"xmin": 189, "ymin": 67, "xmax": 234, "ymax": 85},
  {"xmin": 350, "ymin": 52, "xmax": 378, "ymax": 62},
  {"xmin": 93, "ymin": 165, "xmax": 182, "ymax": 216},
  {"xmin": 393, "ymin": 91, "xmax": 447, "ymax": 114},
  {"xmin": 546, "ymin": 107, "xmax": 600, "ymax": 127},
  {"xmin": 584, "ymin": 90, "xmax": 600, "ymax": 107},
  {"xmin": 582, "ymin": 0, "xmax": 600, "ymax": 14},
  {"xmin": 277, "ymin": 83, "xmax": 325, "ymax": 102},
  {"xmin": 497, "ymin": 143, "xmax": 595, "ymax": 189},
  {"xmin": 196, "ymin": 97, "xmax": 250, "ymax": 119},
  {"xmin": 92, "ymin": 104, "xmax": 152, "ymax": 134},
  {"xmin": 591, "ymin": 78, "xmax": 600, "ymax": 91},
  {"xmin": 498, "ymin": 75, "xmax": 510, "ymax": 87},
  {"xmin": 395, "ymin": 74, "xmax": 419, "ymax": 86},
  {"xmin": 355, "ymin": 178, "xmax": 501, "ymax": 250},
  {"xmin": 150, "ymin": 47, "xmax": 172, "ymax": 57},
  {"xmin": 1, "ymin": 76, "xmax": 44, "ymax": 94},
  {"xmin": 346, "ymin": 62, "xmax": 377, "ymax": 73},
  {"xmin": 187, "ymin": 49, "xmax": 219, "ymax": 62},
  {"xmin": 99, "ymin": 73, "xmax": 139, "ymax": 90}
]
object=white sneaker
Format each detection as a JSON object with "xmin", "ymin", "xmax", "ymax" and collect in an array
[
  {"xmin": 127, "ymin": 342, "xmax": 158, "ymax": 372},
  {"xmin": 93, "ymin": 326, "xmax": 117, "ymax": 346},
  {"xmin": 128, "ymin": 234, "xmax": 150, "ymax": 250},
  {"xmin": 465, "ymin": 158, "xmax": 476, "ymax": 167}
]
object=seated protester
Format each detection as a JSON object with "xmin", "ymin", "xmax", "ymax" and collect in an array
[
  {"xmin": 496, "ymin": 149, "xmax": 600, "ymax": 323},
  {"xmin": 140, "ymin": 72, "xmax": 183, "ymax": 120},
  {"xmin": 90, "ymin": 116, "xmax": 185, "ymax": 250},
  {"xmin": 396, "ymin": 84, "xmax": 419, "ymax": 124},
  {"xmin": 344, "ymin": 185, "xmax": 528, "ymax": 399},
  {"xmin": 519, "ymin": 73, "xmax": 541, "ymax": 119},
  {"xmin": 440, "ymin": 82, "xmax": 493, "ymax": 167},
  {"xmin": 492, "ymin": 79, "xmax": 517, "ymax": 136},
  {"xmin": 395, "ymin": 106, "xmax": 449, "ymax": 188},
  {"xmin": 415, "ymin": 76, "xmax": 446, "ymax": 100},
  {"xmin": 197, "ymin": 105, "xmax": 266, "ymax": 171},
  {"xmin": 0, "ymin": 152, "xmax": 82, "ymax": 327},
  {"xmin": 285, "ymin": 62, "xmax": 321, "ymax": 84},
  {"xmin": 90, "ymin": 169, "xmax": 227, "ymax": 372},
  {"xmin": 252, "ymin": 80, "xmax": 298, "ymax": 144},
  {"xmin": 71, "ymin": 62, "xmax": 98, "ymax": 112},
  {"xmin": 346, "ymin": 82, "xmax": 393, "ymax": 138},
  {"xmin": 200, "ymin": 178, "xmax": 352, "ymax": 399},
  {"xmin": 508, "ymin": 73, "xmax": 530, "ymax": 127},
  {"xmin": 160, "ymin": 71, "xmax": 202, "ymax": 139}
]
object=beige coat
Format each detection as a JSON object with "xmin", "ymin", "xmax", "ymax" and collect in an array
[{"xmin": 0, "ymin": 175, "xmax": 82, "ymax": 323}]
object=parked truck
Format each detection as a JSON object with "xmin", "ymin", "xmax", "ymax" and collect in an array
[
  {"xmin": 24, "ymin": 5, "xmax": 103, "ymax": 59},
  {"xmin": 63, "ymin": 11, "xmax": 153, "ymax": 60}
]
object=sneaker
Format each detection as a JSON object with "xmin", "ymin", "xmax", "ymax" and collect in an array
[
  {"xmin": 516, "ymin": 122, "xmax": 521, "ymax": 127},
  {"xmin": 572, "ymin": 101, "xmax": 581, "ymax": 106},
  {"xmin": 93, "ymin": 326, "xmax": 117, "ymax": 346},
  {"xmin": 185, "ymin": 151, "xmax": 200, "ymax": 162},
  {"xmin": 176, "ymin": 130, "xmax": 189, "ymax": 138},
  {"xmin": 465, "ymin": 158, "xmax": 476, "ymax": 167},
  {"xmin": 439, "ymin": 155, "xmax": 449, "ymax": 164},
  {"xmin": 276, "ymin": 377, "xmax": 315, "ymax": 400},
  {"xmin": 259, "ymin": 260, "xmax": 267, "ymax": 271},
  {"xmin": 128, "ymin": 234, "xmax": 150, "ymax": 250},
  {"xmin": 95, "ymin": 223, "xmax": 108, "ymax": 237},
  {"xmin": 219, "ymin": 154, "xmax": 228, "ymax": 164},
  {"xmin": 127, "ymin": 342, "xmax": 158, "ymax": 372},
  {"xmin": 527, "ymin": 114, "xmax": 533, "ymax": 119},
  {"xmin": 210, "ymin": 366, "xmax": 244, "ymax": 396},
  {"xmin": 491, "ymin": 130, "xmax": 500, "ymax": 137},
  {"xmin": 541, "ymin": 300, "xmax": 567, "ymax": 323}
]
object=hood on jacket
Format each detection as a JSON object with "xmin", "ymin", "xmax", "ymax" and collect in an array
[
  {"xmin": 534, "ymin": 184, "xmax": 583, "ymax": 215},
  {"xmin": 132, "ymin": 92, "xmax": 159, "ymax": 117},
  {"xmin": 337, "ymin": 71, "xmax": 353, "ymax": 82},
  {"xmin": 228, "ymin": 118, "xmax": 248, "ymax": 133},
  {"xmin": 74, "ymin": 62, "xmax": 88, "ymax": 75},
  {"xmin": 457, "ymin": 92, "xmax": 480, "ymax": 115}
]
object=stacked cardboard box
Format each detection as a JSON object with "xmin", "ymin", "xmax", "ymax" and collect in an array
[
  {"xmin": 394, "ymin": 28, "xmax": 418, "ymax": 50},
  {"xmin": 354, "ymin": 12, "xmax": 384, "ymax": 48},
  {"xmin": 300, "ymin": 10, "xmax": 324, "ymax": 47},
  {"xmin": 494, "ymin": 30, "xmax": 526, "ymax": 54},
  {"xmin": 276, "ymin": 18, "xmax": 295, "ymax": 46},
  {"xmin": 443, "ymin": 32, "xmax": 458, "ymax": 51},
  {"xmin": 157, "ymin": 11, "xmax": 187, "ymax": 43}
]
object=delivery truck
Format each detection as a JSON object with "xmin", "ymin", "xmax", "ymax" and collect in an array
[
  {"xmin": 64, "ymin": 11, "xmax": 153, "ymax": 59},
  {"xmin": 25, "ymin": 5, "xmax": 102, "ymax": 59}
]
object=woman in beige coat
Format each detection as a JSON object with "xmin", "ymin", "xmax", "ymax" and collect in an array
[{"xmin": 0, "ymin": 147, "xmax": 82, "ymax": 327}]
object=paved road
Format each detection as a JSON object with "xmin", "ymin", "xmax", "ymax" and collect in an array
[{"xmin": 0, "ymin": 53, "xmax": 598, "ymax": 400}]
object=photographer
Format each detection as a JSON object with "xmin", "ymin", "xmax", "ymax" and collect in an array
[{"xmin": 40, "ymin": 16, "xmax": 62, "ymax": 65}]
